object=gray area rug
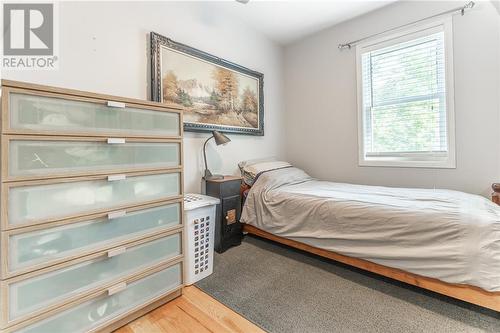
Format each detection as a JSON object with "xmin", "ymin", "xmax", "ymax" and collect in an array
[{"xmin": 196, "ymin": 235, "xmax": 500, "ymax": 333}]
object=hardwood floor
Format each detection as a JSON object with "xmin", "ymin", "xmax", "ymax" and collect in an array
[{"xmin": 114, "ymin": 286, "xmax": 265, "ymax": 333}]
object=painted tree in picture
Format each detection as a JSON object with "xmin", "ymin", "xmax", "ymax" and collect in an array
[
  {"xmin": 163, "ymin": 71, "xmax": 180, "ymax": 103},
  {"xmin": 213, "ymin": 68, "xmax": 239, "ymax": 111},
  {"xmin": 161, "ymin": 48, "xmax": 259, "ymax": 129}
]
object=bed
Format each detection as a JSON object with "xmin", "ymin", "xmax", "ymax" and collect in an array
[{"xmin": 240, "ymin": 166, "xmax": 500, "ymax": 311}]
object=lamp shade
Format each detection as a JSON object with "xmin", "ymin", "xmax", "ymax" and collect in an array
[{"xmin": 212, "ymin": 130, "xmax": 231, "ymax": 146}]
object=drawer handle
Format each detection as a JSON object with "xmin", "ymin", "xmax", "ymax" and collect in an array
[
  {"xmin": 107, "ymin": 101, "xmax": 126, "ymax": 108},
  {"xmin": 107, "ymin": 174, "xmax": 126, "ymax": 181},
  {"xmin": 107, "ymin": 246, "xmax": 127, "ymax": 258},
  {"xmin": 107, "ymin": 210, "xmax": 126, "ymax": 219},
  {"xmin": 107, "ymin": 138, "xmax": 126, "ymax": 144},
  {"xmin": 107, "ymin": 282, "xmax": 127, "ymax": 296}
]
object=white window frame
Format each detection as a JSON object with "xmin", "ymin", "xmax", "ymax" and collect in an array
[{"xmin": 356, "ymin": 18, "xmax": 456, "ymax": 168}]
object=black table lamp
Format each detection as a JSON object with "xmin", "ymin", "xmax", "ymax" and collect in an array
[{"xmin": 203, "ymin": 130, "xmax": 231, "ymax": 180}]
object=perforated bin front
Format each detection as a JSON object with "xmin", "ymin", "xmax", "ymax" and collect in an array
[{"xmin": 184, "ymin": 194, "xmax": 220, "ymax": 285}]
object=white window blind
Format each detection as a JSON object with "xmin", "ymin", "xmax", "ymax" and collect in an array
[{"xmin": 357, "ymin": 20, "xmax": 455, "ymax": 168}]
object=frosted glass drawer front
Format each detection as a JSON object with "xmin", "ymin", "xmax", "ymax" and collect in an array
[
  {"xmin": 9, "ymin": 93, "xmax": 180, "ymax": 137},
  {"xmin": 9, "ymin": 233, "xmax": 181, "ymax": 321},
  {"xmin": 8, "ymin": 172, "xmax": 180, "ymax": 226},
  {"xmin": 9, "ymin": 139, "xmax": 180, "ymax": 178},
  {"xmin": 9, "ymin": 203, "xmax": 181, "ymax": 272},
  {"xmin": 17, "ymin": 264, "xmax": 182, "ymax": 333}
]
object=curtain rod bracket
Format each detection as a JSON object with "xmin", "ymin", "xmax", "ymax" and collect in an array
[{"xmin": 462, "ymin": 1, "xmax": 475, "ymax": 16}]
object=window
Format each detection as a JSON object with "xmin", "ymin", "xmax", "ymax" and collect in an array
[{"xmin": 357, "ymin": 19, "xmax": 455, "ymax": 168}]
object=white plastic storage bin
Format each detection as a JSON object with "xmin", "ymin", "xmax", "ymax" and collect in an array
[{"xmin": 184, "ymin": 194, "xmax": 220, "ymax": 285}]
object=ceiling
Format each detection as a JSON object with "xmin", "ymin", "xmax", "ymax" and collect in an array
[{"xmin": 214, "ymin": 1, "xmax": 397, "ymax": 45}]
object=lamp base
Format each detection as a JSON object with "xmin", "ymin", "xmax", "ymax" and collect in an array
[
  {"xmin": 204, "ymin": 169, "xmax": 224, "ymax": 181},
  {"xmin": 204, "ymin": 174, "xmax": 224, "ymax": 181}
]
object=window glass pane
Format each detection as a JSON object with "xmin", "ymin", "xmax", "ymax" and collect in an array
[
  {"xmin": 371, "ymin": 98, "xmax": 442, "ymax": 153},
  {"xmin": 361, "ymin": 30, "xmax": 448, "ymax": 155}
]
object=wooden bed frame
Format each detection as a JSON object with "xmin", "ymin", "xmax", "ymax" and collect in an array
[{"xmin": 241, "ymin": 183, "xmax": 500, "ymax": 312}]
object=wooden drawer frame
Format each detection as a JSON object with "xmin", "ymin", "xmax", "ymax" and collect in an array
[
  {"xmin": 0, "ymin": 229, "xmax": 183, "ymax": 328},
  {"xmin": 1, "ymin": 135, "xmax": 183, "ymax": 182},
  {"xmin": 1, "ymin": 169, "xmax": 183, "ymax": 231},
  {"xmin": 2, "ymin": 259, "xmax": 184, "ymax": 332},
  {"xmin": 1, "ymin": 198, "xmax": 184, "ymax": 278},
  {"xmin": 1, "ymin": 85, "xmax": 183, "ymax": 139},
  {"xmin": 0, "ymin": 80, "xmax": 185, "ymax": 332}
]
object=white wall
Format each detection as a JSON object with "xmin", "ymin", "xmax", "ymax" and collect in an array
[
  {"xmin": 2, "ymin": 1, "xmax": 286, "ymax": 193},
  {"xmin": 284, "ymin": 1, "xmax": 500, "ymax": 196}
]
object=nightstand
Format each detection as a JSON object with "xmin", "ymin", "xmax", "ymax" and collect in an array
[{"xmin": 205, "ymin": 176, "xmax": 243, "ymax": 253}]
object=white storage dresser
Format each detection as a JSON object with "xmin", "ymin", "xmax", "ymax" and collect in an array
[
  {"xmin": 184, "ymin": 194, "xmax": 219, "ymax": 285},
  {"xmin": 0, "ymin": 80, "xmax": 185, "ymax": 333}
]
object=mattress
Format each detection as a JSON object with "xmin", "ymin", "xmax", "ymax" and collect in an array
[{"xmin": 240, "ymin": 167, "xmax": 500, "ymax": 292}]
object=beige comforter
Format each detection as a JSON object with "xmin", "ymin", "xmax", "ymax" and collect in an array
[{"xmin": 241, "ymin": 167, "xmax": 500, "ymax": 292}]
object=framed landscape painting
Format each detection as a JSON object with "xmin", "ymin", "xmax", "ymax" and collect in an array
[{"xmin": 150, "ymin": 32, "xmax": 264, "ymax": 136}]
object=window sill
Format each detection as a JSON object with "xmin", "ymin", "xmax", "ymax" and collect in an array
[{"xmin": 359, "ymin": 157, "xmax": 456, "ymax": 169}]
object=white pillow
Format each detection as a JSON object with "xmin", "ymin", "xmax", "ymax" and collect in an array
[
  {"xmin": 240, "ymin": 160, "xmax": 291, "ymax": 185},
  {"xmin": 238, "ymin": 157, "xmax": 277, "ymax": 172}
]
